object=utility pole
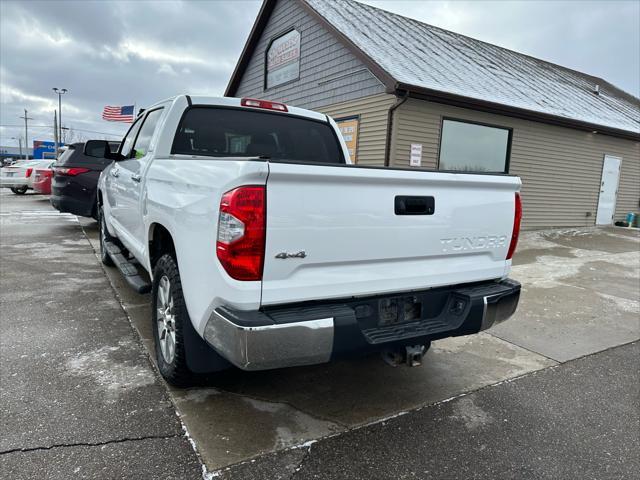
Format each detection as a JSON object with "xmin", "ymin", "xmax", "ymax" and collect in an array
[{"xmin": 19, "ymin": 109, "xmax": 33, "ymax": 160}]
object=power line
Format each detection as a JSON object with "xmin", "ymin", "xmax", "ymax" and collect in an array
[{"xmin": 0, "ymin": 124, "xmax": 124, "ymax": 137}]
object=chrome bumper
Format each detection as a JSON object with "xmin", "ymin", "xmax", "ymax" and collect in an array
[
  {"xmin": 480, "ymin": 286, "xmax": 521, "ymax": 331},
  {"xmin": 203, "ymin": 279, "xmax": 520, "ymax": 371},
  {"xmin": 204, "ymin": 310, "xmax": 334, "ymax": 371}
]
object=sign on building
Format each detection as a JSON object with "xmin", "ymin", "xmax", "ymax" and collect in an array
[
  {"xmin": 335, "ymin": 116, "xmax": 360, "ymax": 163},
  {"xmin": 266, "ymin": 29, "xmax": 301, "ymax": 89},
  {"xmin": 33, "ymin": 140, "xmax": 63, "ymax": 159},
  {"xmin": 410, "ymin": 143, "xmax": 422, "ymax": 167}
]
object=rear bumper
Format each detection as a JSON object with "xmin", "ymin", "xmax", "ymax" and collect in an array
[
  {"xmin": 204, "ymin": 278, "xmax": 520, "ymax": 371},
  {"xmin": 33, "ymin": 180, "xmax": 51, "ymax": 194},
  {"xmin": 0, "ymin": 178, "xmax": 28, "ymax": 188},
  {"xmin": 50, "ymin": 194, "xmax": 95, "ymax": 217}
]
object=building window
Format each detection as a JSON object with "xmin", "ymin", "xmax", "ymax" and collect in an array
[
  {"xmin": 438, "ymin": 118, "xmax": 512, "ymax": 173},
  {"xmin": 265, "ymin": 29, "xmax": 301, "ymax": 89}
]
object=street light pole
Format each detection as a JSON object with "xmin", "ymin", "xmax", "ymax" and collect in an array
[
  {"xmin": 11, "ymin": 137, "xmax": 23, "ymax": 159},
  {"xmin": 52, "ymin": 88, "xmax": 68, "ymax": 149}
]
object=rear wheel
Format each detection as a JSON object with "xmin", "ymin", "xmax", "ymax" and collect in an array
[
  {"xmin": 152, "ymin": 254, "xmax": 193, "ymax": 386},
  {"xmin": 11, "ymin": 186, "xmax": 27, "ymax": 195},
  {"xmin": 98, "ymin": 206, "xmax": 114, "ymax": 266}
]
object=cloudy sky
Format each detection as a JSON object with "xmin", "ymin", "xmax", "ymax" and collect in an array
[{"xmin": 1, "ymin": 0, "xmax": 638, "ymax": 149}]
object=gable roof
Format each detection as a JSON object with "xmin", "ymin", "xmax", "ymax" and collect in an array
[{"xmin": 226, "ymin": 0, "xmax": 640, "ymax": 139}]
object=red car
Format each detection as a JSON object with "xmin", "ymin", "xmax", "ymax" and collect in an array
[{"xmin": 32, "ymin": 168, "xmax": 54, "ymax": 195}]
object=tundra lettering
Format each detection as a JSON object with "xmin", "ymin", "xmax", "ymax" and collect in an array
[{"xmin": 440, "ymin": 235, "xmax": 508, "ymax": 252}]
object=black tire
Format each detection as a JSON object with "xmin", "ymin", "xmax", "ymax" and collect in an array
[
  {"xmin": 11, "ymin": 186, "xmax": 27, "ymax": 195},
  {"xmin": 152, "ymin": 254, "xmax": 193, "ymax": 386},
  {"xmin": 98, "ymin": 206, "xmax": 114, "ymax": 266}
]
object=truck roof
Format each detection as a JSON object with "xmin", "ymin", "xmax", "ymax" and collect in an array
[{"xmin": 147, "ymin": 95, "xmax": 327, "ymax": 123}]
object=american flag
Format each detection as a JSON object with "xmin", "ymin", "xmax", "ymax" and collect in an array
[{"xmin": 102, "ymin": 105, "xmax": 134, "ymax": 122}]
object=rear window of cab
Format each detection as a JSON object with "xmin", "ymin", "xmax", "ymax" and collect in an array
[{"xmin": 171, "ymin": 107, "xmax": 345, "ymax": 164}]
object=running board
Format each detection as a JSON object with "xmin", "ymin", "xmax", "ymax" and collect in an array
[{"xmin": 104, "ymin": 241, "xmax": 151, "ymax": 294}]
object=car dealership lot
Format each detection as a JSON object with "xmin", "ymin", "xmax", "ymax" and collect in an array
[{"xmin": 1, "ymin": 191, "xmax": 638, "ymax": 479}]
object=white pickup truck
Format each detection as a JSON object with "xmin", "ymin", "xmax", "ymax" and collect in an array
[{"xmin": 89, "ymin": 95, "xmax": 522, "ymax": 386}]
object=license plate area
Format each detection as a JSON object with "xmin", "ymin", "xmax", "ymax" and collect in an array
[{"xmin": 378, "ymin": 295, "xmax": 422, "ymax": 326}]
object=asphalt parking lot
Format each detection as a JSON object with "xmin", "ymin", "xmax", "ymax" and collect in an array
[{"xmin": 1, "ymin": 191, "xmax": 638, "ymax": 479}]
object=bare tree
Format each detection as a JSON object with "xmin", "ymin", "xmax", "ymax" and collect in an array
[{"xmin": 62, "ymin": 127, "xmax": 87, "ymax": 144}]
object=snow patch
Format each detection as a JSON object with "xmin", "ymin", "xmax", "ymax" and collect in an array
[
  {"xmin": 511, "ymin": 250, "xmax": 639, "ymax": 288},
  {"xmin": 596, "ymin": 293, "xmax": 640, "ymax": 314},
  {"xmin": 65, "ymin": 340, "xmax": 155, "ymax": 398},
  {"xmin": 449, "ymin": 397, "xmax": 493, "ymax": 430}
]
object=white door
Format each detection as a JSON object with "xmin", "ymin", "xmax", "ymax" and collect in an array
[
  {"xmin": 117, "ymin": 107, "xmax": 165, "ymax": 248},
  {"xmin": 596, "ymin": 155, "xmax": 622, "ymax": 225},
  {"xmin": 105, "ymin": 116, "xmax": 143, "ymax": 231}
]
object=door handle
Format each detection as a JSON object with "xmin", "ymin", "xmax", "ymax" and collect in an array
[
  {"xmin": 131, "ymin": 174, "xmax": 141, "ymax": 183},
  {"xmin": 110, "ymin": 168, "xmax": 119, "ymax": 178}
]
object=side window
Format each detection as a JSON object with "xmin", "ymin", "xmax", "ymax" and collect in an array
[
  {"xmin": 132, "ymin": 108, "xmax": 164, "ymax": 159},
  {"xmin": 119, "ymin": 117, "xmax": 144, "ymax": 159}
]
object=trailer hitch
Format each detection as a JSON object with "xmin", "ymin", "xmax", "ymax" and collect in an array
[{"xmin": 381, "ymin": 344, "xmax": 428, "ymax": 367}]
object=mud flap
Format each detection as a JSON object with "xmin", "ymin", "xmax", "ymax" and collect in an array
[{"xmin": 183, "ymin": 316, "xmax": 231, "ymax": 374}]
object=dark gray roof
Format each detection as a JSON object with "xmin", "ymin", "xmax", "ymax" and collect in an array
[{"xmin": 303, "ymin": 0, "xmax": 639, "ymax": 135}]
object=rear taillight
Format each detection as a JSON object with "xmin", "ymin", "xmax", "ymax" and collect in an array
[
  {"xmin": 56, "ymin": 167, "xmax": 89, "ymax": 176},
  {"xmin": 506, "ymin": 192, "xmax": 522, "ymax": 260},
  {"xmin": 25, "ymin": 168, "xmax": 33, "ymax": 178},
  {"xmin": 216, "ymin": 186, "xmax": 266, "ymax": 281},
  {"xmin": 241, "ymin": 97, "xmax": 288, "ymax": 112}
]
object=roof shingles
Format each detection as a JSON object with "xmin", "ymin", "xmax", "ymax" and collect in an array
[{"xmin": 304, "ymin": 0, "xmax": 640, "ymax": 135}]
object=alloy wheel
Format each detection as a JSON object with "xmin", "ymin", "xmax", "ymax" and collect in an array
[{"xmin": 156, "ymin": 275, "xmax": 176, "ymax": 364}]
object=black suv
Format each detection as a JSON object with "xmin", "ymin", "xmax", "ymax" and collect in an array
[{"xmin": 51, "ymin": 142, "xmax": 119, "ymax": 219}]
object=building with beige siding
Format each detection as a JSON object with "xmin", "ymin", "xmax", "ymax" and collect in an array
[{"xmin": 226, "ymin": 0, "xmax": 639, "ymax": 229}]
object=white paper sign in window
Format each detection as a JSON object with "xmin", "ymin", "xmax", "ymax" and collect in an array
[
  {"xmin": 266, "ymin": 30, "xmax": 301, "ymax": 89},
  {"xmin": 410, "ymin": 143, "xmax": 423, "ymax": 167}
]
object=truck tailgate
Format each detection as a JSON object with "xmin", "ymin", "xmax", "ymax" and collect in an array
[{"xmin": 262, "ymin": 163, "xmax": 520, "ymax": 306}]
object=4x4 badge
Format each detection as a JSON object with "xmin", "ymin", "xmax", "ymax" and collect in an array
[{"xmin": 275, "ymin": 251, "xmax": 307, "ymax": 259}]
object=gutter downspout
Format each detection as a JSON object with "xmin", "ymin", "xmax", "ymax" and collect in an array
[{"xmin": 384, "ymin": 90, "xmax": 409, "ymax": 167}]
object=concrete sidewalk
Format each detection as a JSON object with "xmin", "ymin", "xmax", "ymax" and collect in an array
[{"xmin": 0, "ymin": 192, "xmax": 202, "ymax": 479}]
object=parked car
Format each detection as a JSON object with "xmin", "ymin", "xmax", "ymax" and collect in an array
[
  {"xmin": 90, "ymin": 95, "xmax": 522, "ymax": 386},
  {"xmin": 0, "ymin": 160, "xmax": 55, "ymax": 194},
  {"xmin": 50, "ymin": 142, "xmax": 119, "ymax": 218},
  {"xmin": 32, "ymin": 167, "xmax": 54, "ymax": 195}
]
